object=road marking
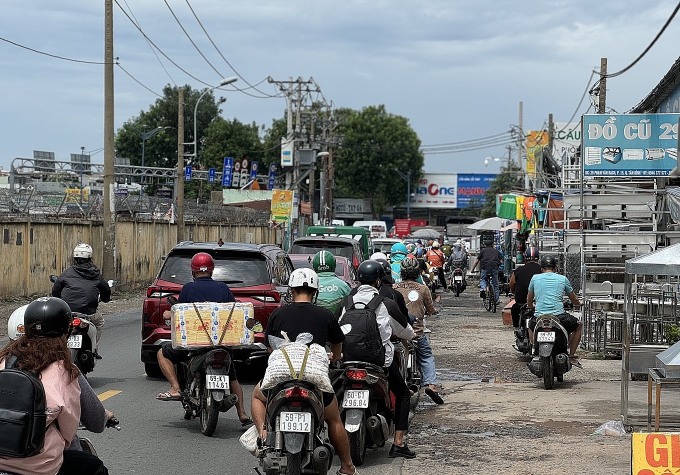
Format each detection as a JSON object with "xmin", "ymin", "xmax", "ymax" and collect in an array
[{"xmin": 98, "ymin": 390, "xmax": 122, "ymax": 401}]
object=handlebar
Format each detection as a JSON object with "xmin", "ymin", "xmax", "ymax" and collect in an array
[{"xmin": 106, "ymin": 416, "xmax": 121, "ymax": 431}]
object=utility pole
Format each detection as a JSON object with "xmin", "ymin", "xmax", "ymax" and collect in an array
[
  {"xmin": 102, "ymin": 0, "xmax": 115, "ymax": 279},
  {"xmin": 519, "ymin": 101, "xmax": 529, "ymax": 190},
  {"xmin": 176, "ymin": 88, "xmax": 185, "ymax": 242},
  {"xmin": 598, "ymin": 57, "xmax": 607, "ymax": 114}
]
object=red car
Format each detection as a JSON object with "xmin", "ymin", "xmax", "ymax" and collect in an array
[
  {"xmin": 140, "ymin": 241, "xmax": 293, "ymax": 376},
  {"xmin": 288, "ymin": 254, "xmax": 358, "ymax": 288}
]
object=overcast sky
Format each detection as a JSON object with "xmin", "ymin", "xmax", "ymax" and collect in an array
[{"xmin": 1, "ymin": 0, "xmax": 679, "ymax": 176}]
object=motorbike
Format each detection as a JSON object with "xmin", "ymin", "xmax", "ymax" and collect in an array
[
  {"xmin": 256, "ymin": 380, "xmax": 333, "ymax": 475},
  {"xmin": 447, "ymin": 265, "xmax": 467, "ymax": 297},
  {"xmin": 527, "ymin": 314, "xmax": 573, "ymax": 389},
  {"xmin": 513, "ymin": 305, "xmax": 533, "ymax": 355}
]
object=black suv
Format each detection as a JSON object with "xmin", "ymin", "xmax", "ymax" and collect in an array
[{"xmin": 141, "ymin": 241, "xmax": 293, "ymax": 376}]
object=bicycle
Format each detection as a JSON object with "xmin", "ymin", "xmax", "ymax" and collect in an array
[{"xmin": 482, "ymin": 272, "xmax": 497, "ymax": 313}]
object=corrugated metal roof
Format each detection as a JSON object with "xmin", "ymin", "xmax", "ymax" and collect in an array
[
  {"xmin": 625, "ymin": 242, "xmax": 680, "ymax": 275},
  {"xmin": 628, "ymin": 56, "xmax": 680, "ymax": 113}
]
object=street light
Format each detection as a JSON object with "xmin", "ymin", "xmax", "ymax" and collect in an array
[
  {"xmin": 393, "ymin": 168, "xmax": 412, "ymax": 219},
  {"xmin": 140, "ymin": 126, "xmax": 169, "ymax": 195},
  {"xmin": 191, "ymin": 77, "xmax": 238, "ymax": 166}
]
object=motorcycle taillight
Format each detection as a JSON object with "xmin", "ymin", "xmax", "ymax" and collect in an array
[
  {"xmin": 284, "ymin": 387, "xmax": 309, "ymax": 399},
  {"xmin": 345, "ymin": 369, "xmax": 367, "ymax": 381},
  {"xmin": 72, "ymin": 317, "xmax": 82, "ymax": 328}
]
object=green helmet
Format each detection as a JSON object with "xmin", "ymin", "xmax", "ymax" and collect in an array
[{"xmin": 312, "ymin": 250, "xmax": 336, "ymax": 273}]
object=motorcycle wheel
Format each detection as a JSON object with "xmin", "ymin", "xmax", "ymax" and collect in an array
[
  {"xmin": 541, "ymin": 356, "xmax": 554, "ymax": 390},
  {"xmin": 455, "ymin": 283, "xmax": 461, "ymax": 297},
  {"xmin": 286, "ymin": 452, "xmax": 303, "ymax": 475},
  {"xmin": 200, "ymin": 388, "xmax": 220, "ymax": 436},
  {"xmin": 483, "ymin": 290, "xmax": 492, "ymax": 312},
  {"xmin": 492, "ymin": 297, "xmax": 497, "ymax": 313},
  {"xmin": 349, "ymin": 422, "xmax": 367, "ymax": 466}
]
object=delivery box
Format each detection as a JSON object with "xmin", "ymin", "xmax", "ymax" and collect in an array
[{"xmin": 171, "ymin": 302, "xmax": 255, "ymax": 349}]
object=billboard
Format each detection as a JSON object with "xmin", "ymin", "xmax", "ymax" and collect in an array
[
  {"xmin": 526, "ymin": 130, "xmax": 549, "ymax": 176},
  {"xmin": 456, "ymin": 174, "xmax": 496, "ymax": 208},
  {"xmin": 413, "ymin": 173, "xmax": 496, "ymax": 209},
  {"xmin": 553, "ymin": 122, "xmax": 581, "ymax": 167},
  {"xmin": 583, "ymin": 113, "xmax": 679, "ymax": 176}
]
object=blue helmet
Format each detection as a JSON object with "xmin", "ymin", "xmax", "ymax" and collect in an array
[{"xmin": 390, "ymin": 242, "xmax": 408, "ymax": 256}]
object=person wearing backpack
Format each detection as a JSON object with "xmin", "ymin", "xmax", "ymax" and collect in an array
[
  {"xmin": 0, "ymin": 297, "xmax": 108, "ymax": 475},
  {"xmin": 339, "ymin": 260, "xmax": 416, "ymax": 459}
]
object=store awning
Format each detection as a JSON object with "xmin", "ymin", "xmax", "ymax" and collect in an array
[{"xmin": 625, "ymin": 243, "xmax": 680, "ymax": 276}]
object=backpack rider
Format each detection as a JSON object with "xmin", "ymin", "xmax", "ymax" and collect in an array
[{"xmin": 312, "ymin": 250, "xmax": 351, "ymax": 316}]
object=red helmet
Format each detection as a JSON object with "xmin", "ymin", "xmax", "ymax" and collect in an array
[{"xmin": 190, "ymin": 252, "xmax": 215, "ymax": 272}]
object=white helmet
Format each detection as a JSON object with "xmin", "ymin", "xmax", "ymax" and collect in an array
[
  {"xmin": 74, "ymin": 243, "xmax": 93, "ymax": 259},
  {"xmin": 432, "ymin": 241, "xmax": 440, "ymax": 248},
  {"xmin": 8, "ymin": 304, "xmax": 28, "ymax": 340},
  {"xmin": 370, "ymin": 252, "xmax": 388, "ymax": 261},
  {"xmin": 288, "ymin": 268, "xmax": 319, "ymax": 290}
]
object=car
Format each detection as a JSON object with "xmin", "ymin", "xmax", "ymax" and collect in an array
[
  {"xmin": 140, "ymin": 241, "xmax": 293, "ymax": 376},
  {"xmin": 372, "ymin": 238, "xmax": 404, "ymax": 257},
  {"xmin": 288, "ymin": 253, "xmax": 358, "ymax": 288},
  {"xmin": 290, "ymin": 235, "xmax": 365, "ymax": 269},
  {"xmin": 304, "ymin": 225, "xmax": 373, "ymax": 261}
]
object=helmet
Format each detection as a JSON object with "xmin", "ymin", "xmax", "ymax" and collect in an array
[
  {"xmin": 406, "ymin": 243, "xmax": 415, "ymax": 253},
  {"xmin": 390, "ymin": 242, "xmax": 408, "ymax": 257},
  {"xmin": 540, "ymin": 255, "xmax": 557, "ymax": 269},
  {"xmin": 432, "ymin": 241, "xmax": 440, "ymax": 248},
  {"xmin": 288, "ymin": 268, "xmax": 319, "ymax": 289},
  {"xmin": 373, "ymin": 258, "xmax": 393, "ymax": 283},
  {"xmin": 401, "ymin": 256, "xmax": 420, "ymax": 270},
  {"xmin": 73, "ymin": 243, "xmax": 93, "ymax": 259},
  {"xmin": 357, "ymin": 260, "xmax": 385, "ymax": 284},
  {"xmin": 24, "ymin": 297, "xmax": 72, "ymax": 338},
  {"xmin": 370, "ymin": 252, "xmax": 388, "ymax": 261},
  {"xmin": 190, "ymin": 252, "xmax": 215, "ymax": 273},
  {"xmin": 525, "ymin": 247, "xmax": 540, "ymax": 260},
  {"xmin": 313, "ymin": 250, "xmax": 336, "ymax": 273}
]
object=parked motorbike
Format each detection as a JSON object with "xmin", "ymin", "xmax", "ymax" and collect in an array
[
  {"xmin": 513, "ymin": 305, "xmax": 533, "ymax": 355},
  {"xmin": 527, "ymin": 314, "xmax": 573, "ymax": 389},
  {"xmin": 257, "ymin": 380, "xmax": 333, "ymax": 475}
]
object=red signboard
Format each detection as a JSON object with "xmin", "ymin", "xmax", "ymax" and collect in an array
[{"xmin": 394, "ymin": 219, "xmax": 427, "ymax": 237}]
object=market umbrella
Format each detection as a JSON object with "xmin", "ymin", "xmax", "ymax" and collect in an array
[
  {"xmin": 409, "ymin": 228, "xmax": 441, "ymax": 239},
  {"xmin": 466, "ymin": 217, "xmax": 507, "ymax": 231}
]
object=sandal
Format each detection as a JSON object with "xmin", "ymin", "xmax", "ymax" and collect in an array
[
  {"xmin": 156, "ymin": 391, "xmax": 182, "ymax": 401},
  {"xmin": 240, "ymin": 417, "xmax": 254, "ymax": 427},
  {"xmin": 336, "ymin": 469, "xmax": 358, "ymax": 475},
  {"xmin": 425, "ymin": 387, "xmax": 445, "ymax": 405},
  {"xmin": 569, "ymin": 357, "xmax": 583, "ymax": 368}
]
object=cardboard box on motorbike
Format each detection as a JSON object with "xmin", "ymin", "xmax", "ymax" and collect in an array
[{"xmin": 171, "ymin": 302, "xmax": 255, "ymax": 349}]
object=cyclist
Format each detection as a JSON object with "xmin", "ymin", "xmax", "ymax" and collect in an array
[
  {"xmin": 471, "ymin": 238, "xmax": 502, "ymax": 306},
  {"xmin": 509, "ymin": 247, "xmax": 542, "ymax": 335},
  {"xmin": 313, "ymin": 250, "xmax": 351, "ymax": 315}
]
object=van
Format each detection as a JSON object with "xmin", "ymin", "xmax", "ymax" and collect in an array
[
  {"xmin": 305, "ymin": 225, "xmax": 373, "ymax": 261},
  {"xmin": 352, "ymin": 220, "xmax": 388, "ymax": 239}
]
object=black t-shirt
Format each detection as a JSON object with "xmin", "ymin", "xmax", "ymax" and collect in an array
[
  {"xmin": 512, "ymin": 261, "xmax": 542, "ymax": 304},
  {"xmin": 265, "ymin": 302, "xmax": 344, "ymax": 348},
  {"xmin": 380, "ymin": 284, "xmax": 409, "ymax": 322},
  {"xmin": 478, "ymin": 247, "xmax": 502, "ymax": 270}
]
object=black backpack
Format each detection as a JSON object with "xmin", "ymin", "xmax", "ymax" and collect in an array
[
  {"xmin": 0, "ymin": 355, "xmax": 47, "ymax": 458},
  {"xmin": 341, "ymin": 295, "xmax": 385, "ymax": 366}
]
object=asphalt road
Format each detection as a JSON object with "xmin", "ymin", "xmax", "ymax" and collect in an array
[{"xmin": 86, "ymin": 307, "xmax": 404, "ymax": 474}]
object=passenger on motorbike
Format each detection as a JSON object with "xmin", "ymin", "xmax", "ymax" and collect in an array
[
  {"xmin": 526, "ymin": 255, "xmax": 582, "ymax": 366},
  {"xmin": 426, "ymin": 241, "xmax": 448, "ymax": 292},
  {"xmin": 470, "ymin": 238, "xmax": 502, "ymax": 305},
  {"xmin": 389, "ymin": 242, "xmax": 409, "ymax": 283},
  {"xmin": 313, "ymin": 250, "xmax": 351, "ymax": 316},
  {"xmin": 251, "ymin": 268, "xmax": 357, "ymax": 475},
  {"xmin": 51, "ymin": 243, "xmax": 111, "ymax": 354},
  {"xmin": 393, "ymin": 257, "xmax": 444, "ymax": 405},
  {"xmin": 155, "ymin": 252, "xmax": 251, "ymax": 425},
  {"xmin": 370, "ymin": 252, "xmax": 410, "ymax": 320},
  {"xmin": 0, "ymin": 297, "xmax": 109, "ymax": 475},
  {"xmin": 340, "ymin": 260, "xmax": 417, "ymax": 459},
  {"xmin": 509, "ymin": 247, "xmax": 542, "ymax": 335}
]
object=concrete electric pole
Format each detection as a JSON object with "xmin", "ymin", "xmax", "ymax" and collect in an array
[
  {"xmin": 176, "ymin": 88, "xmax": 185, "ymax": 242},
  {"xmin": 102, "ymin": 0, "xmax": 115, "ymax": 279}
]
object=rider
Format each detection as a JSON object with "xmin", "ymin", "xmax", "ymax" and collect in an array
[
  {"xmin": 446, "ymin": 241, "xmax": 469, "ymax": 287},
  {"xmin": 509, "ymin": 247, "xmax": 542, "ymax": 335},
  {"xmin": 371, "ymin": 252, "xmax": 410, "ymax": 320},
  {"xmin": 155, "ymin": 252, "xmax": 251, "ymax": 425},
  {"xmin": 440, "ymin": 240, "xmax": 452, "ymax": 258},
  {"xmin": 313, "ymin": 250, "xmax": 351, "ymax": 315},
  {"xmin": 526, "ymin": 255, "xmax": 582, "ymax": 367},
  {"xmin": 340, "ymin": 260, "xmax": 416, "ymax": 459},
  {"xmin": 51, "ymin": 243, "xmax": 111, "ymax": 355},
  {"xmin": 426, "ymin": 241, "xmax": 448, "ymax": 292},
  {"xmin": 393, "ymin": 256, "xmax": 443, "ymax": 405},
  {"xmin": 389, "ymin": 242, "xmax": 409, "ymax": 283},
  {"xmin": 250, "ymin": 268, "xmax": 357, "ymax": 475},
  {"xmin": 470, "ymin": 238, "xmax": 502, "ymax": 306}
]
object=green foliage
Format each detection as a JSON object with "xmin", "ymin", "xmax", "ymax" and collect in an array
[
  {"xmin": 665, "ymin": 323, "xmax": 680, "ymax": 344},
  {"xmin": 480, "ymin": 165, "xmax": 525, "ymax": 218}
]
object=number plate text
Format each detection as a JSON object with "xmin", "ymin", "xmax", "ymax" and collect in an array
[{"xmin": 279, "ymin": 412, "xmax": 312, "ymax": 433}]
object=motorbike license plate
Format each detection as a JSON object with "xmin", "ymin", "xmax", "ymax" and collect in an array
[
  {"xmin": 205, "ymin": 374, "xmax": 230, "ymax": 390},
  {"xmin": 279, "ymin": 412, "xmax": 312, "ymax": 433},
  {"xmin": 454, "ymin": 276, "xmax": 463, "ymax": 282},
  {"xmin": 67, "ymin": 335, "xmax": 82, "ymax": 349},
  {"xmin": 342, "ymin": 390, "xmax": 369, "ymax": 409},
  {"xmin": 537, "ymin": 332, "xmax": 555, "ymax": 343}
]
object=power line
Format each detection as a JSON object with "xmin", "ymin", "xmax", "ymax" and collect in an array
[
  {"xmin": 421, "ymin": 131, "xmax": 512, "ymax": 149},
  {"xmin": 421, "ymin": 136, "xmax": 514, "ymax": 151},
  {"xmin": 116, "ymin": 62, "xmax": 162, "ymax": 98},
  {"xmin": 0, "ymin": 36, "xmax": 106, "ymax": 64},
  {"xmin": 554, "ymin": 70, "xmax": 596, "ymax": 137},
  {"xmin": 421, "ymin": 137, "xmax": 515, "ymax": 155}
]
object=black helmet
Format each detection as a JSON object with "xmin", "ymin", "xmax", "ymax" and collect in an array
[
  {"xmin": 24, "ymin": 297, "xmax": 72, "ymax": 338},
  {"xmin": 539, "ymin": 255, "xmax": 557, "ymax": 269},
  {"xmin": 373, "ymin": 258, "xmax": 394, "ymax": 284},
  {"xmin": 357, "ymin": 260, "xmax": 385, "ymax": 285}
]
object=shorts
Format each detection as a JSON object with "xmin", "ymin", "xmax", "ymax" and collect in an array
[
  {"xmin": 260, "ymin": 381, "xmax": 335, "ymax": 407},
  {"xmin": 529, "ymin": 313, "xmax": 580, "ymax": 334},
  {"xmin": 161, "ymin": 342, "xmax": 238, "ymax": 380}
]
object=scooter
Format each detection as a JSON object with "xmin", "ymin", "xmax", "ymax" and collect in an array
[
  {"xmin": 449, "ymin": 266, "xmax": 467, "ymax": 297},
  {"xmin": 513, "ymin": 305, "xmax": 533, "ymax": 355},
  {"xmin": 527, "ymin": 314, "xmax": 573, "ymax": 389}
]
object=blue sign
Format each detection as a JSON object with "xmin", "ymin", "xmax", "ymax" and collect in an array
[
  {"xmin": 456, "ymin": 174, "xmax": 496, "ymax": 209},
  {"xmin": 250, "ymin": 161, "xmax": 259, "ymax": 180},
  {"xmin": 222, "ymin": 157, "xmax": 234, "ymax": 187},
  {"xmin": 583, "ymin": 113, "xmax": 679, "ymax": 177},
  {"xmin": 184, "ymin": 166, "xmax": 192, "ymax": 181},
  {"xmin": 208, "ymin": 168, "xmax": 216, "ymax": 183},
  {"xmin": 268, "ymin": 163, "xmax": 276, "ymax": 190}
]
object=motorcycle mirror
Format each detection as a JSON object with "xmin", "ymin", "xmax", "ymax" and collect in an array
[
  {"xmin": 107, "ymin": 280, "xmax": 116, "ymax": 288},
  {"xmin": 49, "ymin": 274, "xmax": 57, "ymax": 283},
  {"xmin": 166, "ymin": 295, "xmax": 178, "ymax": 306}
]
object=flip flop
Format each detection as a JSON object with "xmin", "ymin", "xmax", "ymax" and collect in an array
[
  {"xmin": 570, "ymin": 357, "xmax": 583, "ymax": 369},
  {"xmin": 156, "ymin": 391, "xmax": 182, "ymax": 401},
  {"xmin": 240, "ymin": 418, "xmax": 254, "ymax": 427},
  {"xmin": 425, "ymin": 387, "xmax": 445, "ymax": 405}
]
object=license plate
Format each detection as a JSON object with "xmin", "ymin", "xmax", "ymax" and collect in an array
[
  {"xmin": 205, "ymin": 374, "xmax": 230, "ymax": 390},
  {"xmin": 537, "ymin": 331, "xmax": 555, "ymax": 342},
  {"xmin": 67, "ymin": 335, "xmax": 82, "ymax": 349},
  {"xmin": 454, "ymin": 276, "xmax": 463, "ymax": 282},
  {"xmin": 279, "ymin": 412, "xmax": 312, "ymax": 433},
  {"xmin": 342, "ymin": 390, "xmax": 369, "ymax": 409}
]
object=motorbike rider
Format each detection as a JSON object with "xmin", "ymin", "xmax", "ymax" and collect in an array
[
  {"xmin": 371, "ymin": 252, "xmax": 410, "ymax": 319},
  {"xmin": 509, "ymin": 247, "xmax": 542, "ymax": 335},
  {"xmin": 51, "ymin": 243, "xmax": 111, "ymax": 357},
  {"xmin": 426, "ymin": 241, "xmax": 448, "ymax": 292},
  {"xmin": 445, "ymin": 241, "xmax": 469, "ymax": 287},
  {"xmin": 340, "ymin": 260, "xmax": 417, "ymax": 459},
  {"xmin": 440, "ymin": 240, "xmax": 452, "ymax": 258},
  {"xmin": 393, "ymin": 256, "xmax": 444, "ymax": 405},
  {"xmin": 250, "ymin": 268, "xmax": 357, "ymax": 475},
  {"xmin": 155, "ymin": 252, "xmax": 251, "ymax": 426},
  {"xmin": 389, "ymin": 242, "xmax": 409, "ymax": 283},
  {"xmin": 0, "ymin": 297, "xmax": 109, "ymax": 475},
  {"xmin": 470, "ymin": 238, "xmax": 502, "ymax": 306},
  {"xmin": 526, "ymin": 255, "xmax": 583, "ymax": 367},
  {"xmin": 313, "ymin": 250, "xmax": 351, "ymax": 315}
]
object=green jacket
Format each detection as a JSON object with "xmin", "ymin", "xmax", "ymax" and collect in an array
[{"xmin": 316, "ymin": 272, "xmax": 351, "ymax": 315}]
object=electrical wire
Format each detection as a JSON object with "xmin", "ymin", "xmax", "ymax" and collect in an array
[
  {"xmin": 553, "ymin": 70, "xmax": 596, "ymax": 137},
  {"xmin": 421, "ymin": 137, "xmax": 515, "ymax": 155},
  {"xmin": 421, "ymin": 131, "xmax": 512, "ymax": 149},
  {"xmin": 0, "ymin": 36, "xmax": 106, "ymax": 64},
  {"xmin": 116, "ymin": 62, "xmax": 162, "ymax": 98},
  {"xmin": 421, "ymin": 135, "xmax": 515, "ymax": 152}
]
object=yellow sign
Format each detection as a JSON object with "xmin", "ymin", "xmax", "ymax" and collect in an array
[
  {"xmin": 632, "ymin": 432, "xmax": 680, "ymax": 474},
  {"xmin": 271, "ymin": 189, "xmax": 293, "ymax": 223},
  {"xmin": 526, "ymin": 130, "xmax": 549, "ymax": 177},
  {"xmin": 65, "ymin": 187, "xmax": 89, "ymax": 203}
]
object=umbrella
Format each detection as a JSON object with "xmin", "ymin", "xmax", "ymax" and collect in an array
[
  {"xmin": 409, "ymin": 228, "xmax": 441, "ymax": 239},
  {"xmin": 466, "ymin": 217, "xmax": 507, "ymax": 231}
]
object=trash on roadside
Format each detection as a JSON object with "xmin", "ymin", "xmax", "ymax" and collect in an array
[{"xmin": 592, "ymin": 420, "xmax": 627, "ymax": 436}]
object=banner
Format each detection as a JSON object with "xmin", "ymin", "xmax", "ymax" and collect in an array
[
  {"xmin": 526, "ymin": 130, "xmax": 549, "ymax": 176},
  {"xmin": 632, "ymin": 432, "xmax": 680, "ymax": 474},
  {"xmin": 271, "ymin": 189, "xmax": 294, "ymax": 222},
  {"xmin": 553, "ymin": 122, "xmax": 581, "ymax": 167},
  {"xmin": 281, "ymin": 137, "xmax": 294, "ymax": 167},
  {"xmin": 413, "ymin": 173, "xmax": 496, "ymax": 209},
  {"xmin": 457, "ymin": 174, "xmax": 496, "ymax": 209}
]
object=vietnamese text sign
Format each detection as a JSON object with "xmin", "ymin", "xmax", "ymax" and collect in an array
[
  {"xmin": 281, "ymin": 138, "xmax": 294, "ymax": 167},
  {"xmin": 553, "ymin": 122, "xmax": 581, "ymax": 167},
  {"xmin": 583, "ymin": 113, "xmax": 679, "ymax": 176},
  {"xmin": 222, "ymin": 157, "xmax": 233, "ymax": 187},
  {"xmin": 632, "ymin": 432, "xmax": 680, "ymax": 474},
  {"xmin": 456, "ymin": 174, "xmax": 496, "ymax": 209},
  {"xmin": 222, "ymin": 189, "xmax": 272, "ymax": 205},
  {"xmin": 271, "ymin": 189, "xmax": 294, "ymax": 222},
  {"xmin": 413, "ymin": 173, "xmax": 496, "ymax": 209}
]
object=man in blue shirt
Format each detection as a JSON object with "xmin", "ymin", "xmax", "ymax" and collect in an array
[{"xmin": 526, "ymin": 254, "xmax": 582, "ymax": 366}]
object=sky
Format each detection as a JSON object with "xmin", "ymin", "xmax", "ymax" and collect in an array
[{"xmin": 1, "ymin": 0, "xmax": 679, "ymax": 176}]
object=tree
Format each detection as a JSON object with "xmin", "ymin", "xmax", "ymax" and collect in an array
[
  {"xmin": 334, "ymin": 105, "xmax": 423, "ymax": 217},
  {"xmin": 480, "ymin": 165, "xmax": 525, "ymax": 218}
]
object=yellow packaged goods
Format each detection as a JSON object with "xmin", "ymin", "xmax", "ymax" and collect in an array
[{"xmin": 171, "ymin": 302, "xmax": 255, "ymax": 349}]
